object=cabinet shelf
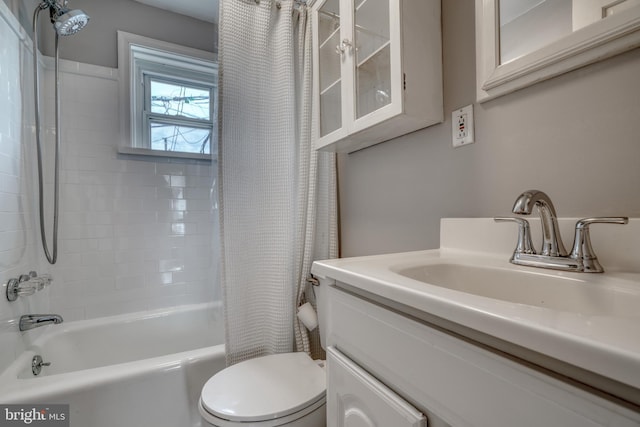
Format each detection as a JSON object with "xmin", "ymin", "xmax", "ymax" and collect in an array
[
  {"xmin": 357, "ymin": 40, "xmax": 390, "ymax": 69},
  {"xmin": 355, "ymin": 0, "xmax": 373, "ymax": 13},
  {"xmin": 319, "ymin": 26, "xmax": 341, "ymax": 50},
  {"xmin": 321, "ymin": 77, "xmax": 341, "ymax": 96}
]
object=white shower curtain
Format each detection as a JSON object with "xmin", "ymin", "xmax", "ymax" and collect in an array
[{"xmin": 218, "ymin": 0, "xmax": 337, "ymax": 366}]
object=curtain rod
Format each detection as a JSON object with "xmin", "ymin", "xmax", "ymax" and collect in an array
[{"xmin": 251, "ymin": 0, "xmax": 309, "ymax": 8}]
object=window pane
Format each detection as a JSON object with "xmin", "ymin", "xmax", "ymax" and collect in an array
[
  {"xmin": 150, "ymin": 80, "xmax": 210, "ymax": 121},
  {"xmin": 150, "ymin": 122, "xmax": 211, "ymax": 155}
]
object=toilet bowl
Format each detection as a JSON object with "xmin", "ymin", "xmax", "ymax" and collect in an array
[
  {"xmin": 199, "ymin": 352, "xmax": 326, "ymax": 427},
  {"xmin": 199, "ymin": 279, "xmax": 329, "ymax": 427}
]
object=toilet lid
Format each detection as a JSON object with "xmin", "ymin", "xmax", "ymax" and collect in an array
[{"xmin": 201, "ymin": 352, "xmax": 326, "ymax": 423}]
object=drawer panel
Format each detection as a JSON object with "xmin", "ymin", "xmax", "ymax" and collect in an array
[
  {"xmin": 327, "ymin": 347, "xmax": 427, "ymax": 427},
  {"xmin": 328, "ymin": 286, "xmax": 640, "ymax": 427}
]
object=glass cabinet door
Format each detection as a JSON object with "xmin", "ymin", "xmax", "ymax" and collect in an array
[
  {"xmin": 317, "ymin": 0, "xmax": 343, "ymax": 137},
  {"xmin": 353, "ymin": 0, "xmax": 391, "ymax": 120},
  {"xmin": 313, "ymin": 0, "xmax": 442, "ymax": 152}
]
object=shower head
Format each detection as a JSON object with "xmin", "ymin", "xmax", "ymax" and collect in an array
[
  {"xmin": 43, "ymin": 0, "xmax": 89, "ymax": 36},
  {"xmin": 52, "ymin": 8, "xmax": 90, "ymax": 36}
]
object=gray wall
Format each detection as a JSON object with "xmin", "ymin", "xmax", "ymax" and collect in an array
[
  {"xmin": 338, "ymin": 0, "xmax": 640, "ymax": 257},
  {"xmin": 38, "ymin": 0, "xmax": 217, "ymax": 68}
]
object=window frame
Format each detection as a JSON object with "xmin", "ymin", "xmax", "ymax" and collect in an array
[{"xmin": 117, "ymin": 31, "xmax": 218, "ymax": 160}]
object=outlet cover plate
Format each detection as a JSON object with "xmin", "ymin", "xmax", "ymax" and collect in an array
[{"xmin": 452, "ymin": 104, "xmax": 475, "ymax": 148}]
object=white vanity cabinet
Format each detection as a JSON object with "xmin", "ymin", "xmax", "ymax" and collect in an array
[
  {"xmin": 311, "ymin": 0, "xmax": 443, "ymax": 153},
  {"xmin": 325, "ymin": 285, "xmax": 640, "ymax": 427}
]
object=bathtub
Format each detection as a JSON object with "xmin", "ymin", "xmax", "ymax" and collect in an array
[{"xmin": 0, "ymin": 302, "xmax": 226, "ymax": 427}]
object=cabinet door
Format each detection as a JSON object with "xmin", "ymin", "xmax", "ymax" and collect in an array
[
  {"xmin": 349, "ymin": 0, "xmax": 403, "ymax": 133},
  {"xmin": 312, "ymin": 0, "xmax": 350, "ymax": 145},
  {"xmin": 327, "ymin": 346, "xmax": 427, "ymax": 427}
]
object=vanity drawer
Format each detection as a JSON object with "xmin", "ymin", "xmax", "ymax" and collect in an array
[
  {"xmin": 328, "ymin": 285, "xmax": 640, "ymax": 427},
  {"xmin": 327, "ymin": 346, "xmax": 426, "ymax": 427}
]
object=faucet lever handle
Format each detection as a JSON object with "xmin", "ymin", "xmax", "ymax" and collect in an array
[
  {"xmin": 494, "ymin": 217, "xmax": 535, "ymax": 255},
  {"xmin": 570, "ymin": 217, "xmax": 629, "ymax": 272},
  {"xmin": 575, "ymin": 217, "xmax": 629, "ymax": 228}
]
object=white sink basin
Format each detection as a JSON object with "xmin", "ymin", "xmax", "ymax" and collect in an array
[
  {"xmin": 394, "ymin": 263, "xmax": 639, "ymax": 317},
  {"xmin": 312, "ymin": 218, "xmax": 640, "ymax": 395}
]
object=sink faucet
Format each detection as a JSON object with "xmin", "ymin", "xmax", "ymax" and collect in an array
[
  {"xmin": 496, "ymin": 190, "xmax": 628, "ymax": 273},
  {"xmin": 19, "ymin": 314, "xmax": 63, "ymax": 331},
  {"xmin": 511, "ymin": 190, "xmax": 567, "ymax": 257}
]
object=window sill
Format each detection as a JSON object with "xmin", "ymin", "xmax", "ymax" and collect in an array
[{"xmin": 117, "ymin": 146, "xmax": 214, "ymax": 161}]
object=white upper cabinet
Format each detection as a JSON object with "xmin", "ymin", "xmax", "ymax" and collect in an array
[{"xmin": 312, "ymin": 0, "xmax": 443, "ymax": 153}]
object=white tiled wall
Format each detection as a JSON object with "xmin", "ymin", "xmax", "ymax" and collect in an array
[
  {"xmin": 1, "ymin": 2, "xmax": 219, "ymax": 374},
  {"xmin": 43, "ymin": 60, "xmax": 220, "ymax": 321},
  {"xmin": 0, "ymin": 2, "xmax": 48, "ymax": 373}
]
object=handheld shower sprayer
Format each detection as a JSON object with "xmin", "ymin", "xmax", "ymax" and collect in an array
[
  {"xmin": 32, "ymin": 0, "xmax": 90, "ymax": 264},
  {"xmin": 46, "ymin": 0, "xmax": 90, "ymax": 36}
]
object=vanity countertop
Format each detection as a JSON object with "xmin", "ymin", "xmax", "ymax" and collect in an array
[{"xmin": 312, "ymin": 218, "xmax": 640, "ymax": 399}]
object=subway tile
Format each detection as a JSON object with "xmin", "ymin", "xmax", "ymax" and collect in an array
[
  {"xmin": 170, "ymin": 175, "xmax": 186, "ymax": 188},
  {"xmin": 61, "ymin": 238, "xmax": 100, "ymax": 254},
  {"xmin": 157, "ymin": 187, "xmax": 184, "ymax": 200},
  {"xmin": 171, "ymin": 223, "xmax": 186, "ymax": 235},
  {"xmin": 156, "ymin": 163, "xmax": 187, "ymax": 176},
  {"xmin": 0, "ymin": 231, "xmax": 22, "ymax": 252},
  {"xmin": 114, "ymin": 223, "xmax": 145, "ymax": 238},
  {"xmin": 185, "ymin": 175, "xmax": 213, "ymax": 187},
  {"xmin": 115, "ymin": 275, "xmax": 146, "ymax": 290},
  {"xmin": 159, "ymin": 259, "xmax": 184, "ymax": 273},
  {"xmin": 156, "ymin": 210, "xmax": 185, "ymax": 222},
  {"xmin": 143, "ymin": 222, "xmax": 171, "ymax": 237},
  {"xmin": 113, "ymin": 236, "xmax": 147, "ymax": 251},
  {"xmin": 1, "ymin": 55, "xmax": 218, "ymax": 356},
  {"xmin": 184, "ymin": 187, "xmax": 212, "ymax": 200},
  {"xmin": 97, "ymin": 238, "xmax": 114, "ymax": 252},
  {"xmin": 81, "ymin": 251, "xmax": 115, "ymax": 267},
  {"xmin": 143, "ymin": 198, "xmax": 172, "ymax": 212},
  {"xmin": 157, "ymin": 174, "xmax": 173, "ymax": 187},
  {"xmin": 124, "ymin": 159, "xmax": 157, "ymax": 174},
  {"xmin": 114, "ymin": 198, "xmax": 145, "ymax": 212},
  {"xmin": 0, "ymin": 212, "xmax": 21, "ymax": 232},
  {"xmin": 186, "ymin": 198, "xmax": 213, "ymax": 212},
  {"xmin": 186, "ymin": 164, "xmax": 213, "ymax": 177},
  {"xmin": 144, "ymin": 272, "xmax": 173, "ymax": 287},
  {"xmin": 113, "ymin": 212, "xmax": 149, "ymax": 225},
  {"xmin": 119, "ymin": 185, "xmax": 157, "ymax": 200},
  {"xmin": 114, "ymin": 249, "xmax": 145, "ymax": 265},
  {"xmin": 0, "ymin": 252, "xmax": 27, "ymax": 280},
  {"xmin": 171, "ymin": 199, "xmax": 187, "ymax": 212}
]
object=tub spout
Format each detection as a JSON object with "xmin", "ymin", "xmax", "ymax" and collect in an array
[{"xmin": 19, "ymin": 314, "xmax": 63, "ymax": 331}]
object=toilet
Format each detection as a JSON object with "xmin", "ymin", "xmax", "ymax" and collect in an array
[{"xmin": 199, "ymin": 280, "xmax": 329, "ymax": 427}]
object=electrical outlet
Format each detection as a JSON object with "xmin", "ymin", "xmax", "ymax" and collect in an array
[{"xmin": 452, "ymin": 104, "xmax": 475, "ymax": 148}]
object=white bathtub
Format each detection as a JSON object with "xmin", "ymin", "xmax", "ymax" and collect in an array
[{"xmin": 0, "ymin": 302, "xmax": 226, "ymax": 427}]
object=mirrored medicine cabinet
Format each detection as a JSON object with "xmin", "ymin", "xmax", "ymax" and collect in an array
[{"xmin": 476, "ymin": 0, "xmax": 640, "ymax": 101}]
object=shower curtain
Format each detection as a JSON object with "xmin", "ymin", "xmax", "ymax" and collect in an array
[{"xmin": 218, "ymin": 0, "xmax": 337, "ymax": 366}]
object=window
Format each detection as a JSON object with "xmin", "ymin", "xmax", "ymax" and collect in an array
[{"xmin": 118, "ymin": 31, "xmax": 217, "ymax": 160}]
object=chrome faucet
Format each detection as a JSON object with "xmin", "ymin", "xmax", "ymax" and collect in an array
[
  {"xmin": 511, "ymin": 190, "xmax": 567, "ymax": 257},
  {"xmin": 19, "ymin": 314, "xmax": 63, "ymax": 331},
  {"xmin": 496, "ymin": 190, "xmax": 628, "ymax": 273}
]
